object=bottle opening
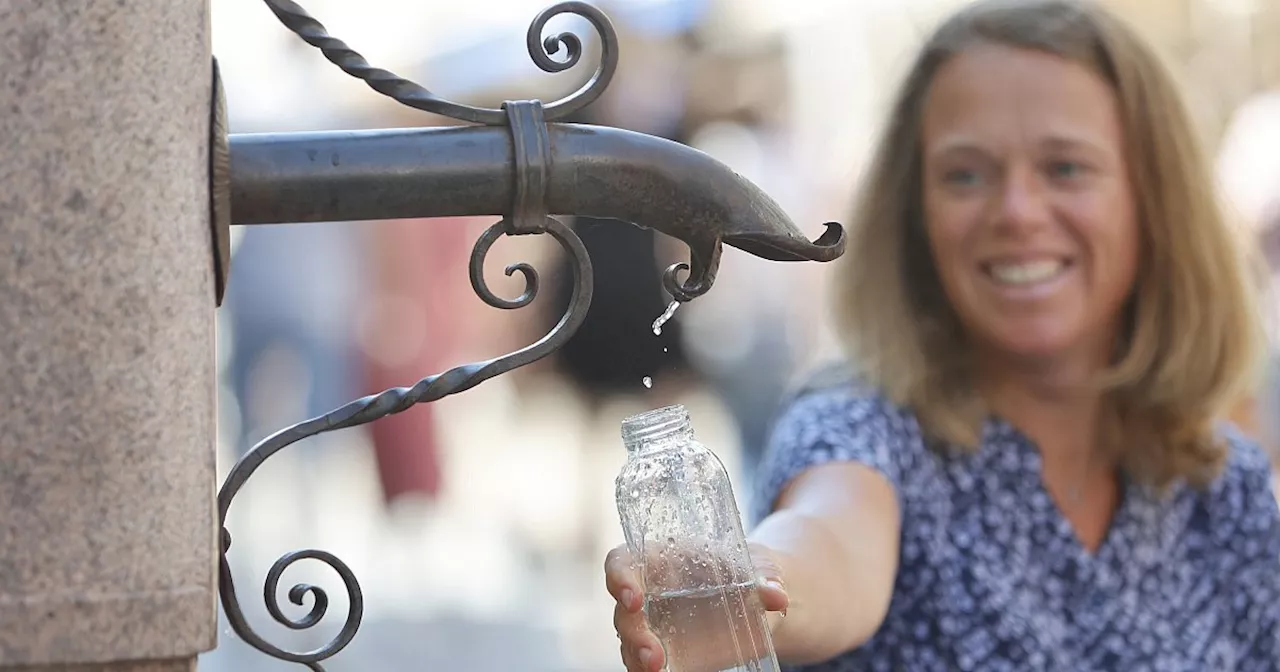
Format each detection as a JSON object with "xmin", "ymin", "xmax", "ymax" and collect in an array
[{"xmin": 621, "ymin": 404, "xmax": 692, "ymax": 452}]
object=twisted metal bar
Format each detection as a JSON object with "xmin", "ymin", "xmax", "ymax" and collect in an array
[
  {"xmin": 260, "ymin": 0, "xmax": 618, "ymax": 124},
  {"xmin": 217, "ymin": 216, "xmax": 593, "ymax": 670}
]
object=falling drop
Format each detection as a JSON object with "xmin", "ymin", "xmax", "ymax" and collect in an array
[
  {"xmin": 652, "ymin": 300, "xmax": 680, "ymax": 336},
  {"xmin": 642, "ymin": 376, "xmax": 653, "ymax": 389},
  {"xmin": 662, "ymin": 346, "xmax": 668, "ymax": 353}
]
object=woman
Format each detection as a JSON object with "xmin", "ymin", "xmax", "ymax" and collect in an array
[{"xmin": 604, "ymin": 0, "xmax": 1280, "ymax": 669}]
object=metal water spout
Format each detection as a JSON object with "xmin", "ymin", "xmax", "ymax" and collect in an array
[
  {"xmin": 228, "ymin": 123, "xmax": 847, "ymax": 301},
  {"xmin": 210, "ymin": 1, "xmax": 847, "ymax": 669}
]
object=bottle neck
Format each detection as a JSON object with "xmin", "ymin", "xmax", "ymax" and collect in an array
[{"xmin": 622, "ymin": 405, "xmax": 694, "ymax": 457}]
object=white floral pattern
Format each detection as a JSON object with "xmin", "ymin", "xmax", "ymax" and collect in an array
[{"xmin": 753, "ymin": 380, "xmax": 1280, "ymax": 671}]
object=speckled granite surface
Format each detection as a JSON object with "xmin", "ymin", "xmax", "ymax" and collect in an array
[
  {"xmin": 3, "ymin": 660, "xmax": 194, "ymax": 672},
  {"xmin": 0, "ymin": 0, "xmax": 216, "ymax": 666}
]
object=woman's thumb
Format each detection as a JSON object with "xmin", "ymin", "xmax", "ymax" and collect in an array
[
  {"xmin": 755, "ymin": 572, "xmax": 790, "ymax": 613},
  {"xmin": 748, "ymin": 543, "xmax": 790, "ymax": 613}
]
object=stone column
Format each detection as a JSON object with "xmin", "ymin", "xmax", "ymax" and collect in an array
[{"xmin": 0, "ymin": 1, "xmax": 217, "ymax": 670}]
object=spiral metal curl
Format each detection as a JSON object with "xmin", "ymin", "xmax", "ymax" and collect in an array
[
  {"xmin": 661, "ymin": 235, "xmax": 722, "ymax": 303},
  {"xmin": 470, "ymin": 224, "xmax": 541, "ymax": 309},
  {"xmin": 217, "ymin": 217, "xmax": 593, "ymax": 669},
  {"xmin": 260, "ymin": 0, "xmax": 618, "ymax": 124}
]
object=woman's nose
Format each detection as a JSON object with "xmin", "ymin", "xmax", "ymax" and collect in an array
[{"xmin": 992, "ymin": 165, "xmax": 1051, "ymax": 234}]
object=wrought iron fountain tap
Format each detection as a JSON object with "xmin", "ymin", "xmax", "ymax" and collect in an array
[{"xmin": 211, "ymin": 1, "xmax": 846, "ymax": 668}]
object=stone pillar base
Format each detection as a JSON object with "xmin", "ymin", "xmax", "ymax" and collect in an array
[
  {"xmin": 0, "ymin": 0, "xmax": 216, "ymax": 666},
  {"xmin": 1, "ymin": 659, "xmax": 195, "ymax": 672}
]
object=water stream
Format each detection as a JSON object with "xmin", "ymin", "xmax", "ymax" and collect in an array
[
  {"xmin": 643, "ymin": 301, "xmax": 682, "ymax": 389},
  {"xmin": 652, "ymin": 300, "xmax": 680, "ymax": 336}
]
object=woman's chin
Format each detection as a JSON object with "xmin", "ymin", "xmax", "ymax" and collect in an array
[{"xmin": 984, "ymin": 327, "xmax": 1079, "ymax": 366}]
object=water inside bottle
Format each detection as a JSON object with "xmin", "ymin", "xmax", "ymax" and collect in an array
[{"xmin": 646, "ymin": 580, "xmax": 779, "ymax": 672}]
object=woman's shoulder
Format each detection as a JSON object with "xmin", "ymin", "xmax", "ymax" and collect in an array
[
  {"xmin": 1182, "ymin": 425, "xmax": 1280, "ymax": 631},
  {"xmin": 1197, "ymin": 424, "xmax": 1279, "ymax": 537},
  {"xmin": 1211, "ymin": 425, "xmax": 1273, "ymax": 492},
  {"xmin": 1221, "ymin": 420, "xmax": 1274, "ymax": 474}
]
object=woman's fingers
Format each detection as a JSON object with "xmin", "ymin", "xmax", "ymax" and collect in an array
[
  {"xmin": 604, "ymin": 544, "xmax": 641, "ymax": 609},
  {"xmin": 620, "ymin": 641, "xmax": 639, "ymax": 672},
  {"xmin": 608, "ymin": 544, "xmax": 664, "ymax": 671},
  {"xmin": 614, "ymin": 601, "xmax": 664, "ymax": 671},
  {"xmin": 620, "ymin": 643, "xmax": 660, "ymax": 672},
  {"xmin": 609, "ymin": 542, "xmax": 786, "ymax": 671}
]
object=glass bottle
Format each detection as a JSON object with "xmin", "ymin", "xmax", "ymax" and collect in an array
[{"xmin": 615, "ymin": 404, "xmax": 780, "ymax": 672}]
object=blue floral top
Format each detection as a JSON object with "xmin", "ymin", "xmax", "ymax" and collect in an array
[{"xmin": 753, "ymin": 378, "xmax": 1280, "ymax": 671}]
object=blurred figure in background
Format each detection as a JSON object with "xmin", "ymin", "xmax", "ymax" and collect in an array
[
  {"xmin": 357, "ymin": 216, "xmax": 479, "ymax": 506},
  {"xmin": 1217, "ymin": 89, "xmax": 1280, "ymax": 462},
  {"xmin": 223, "ymin": 223, "xmax": 365, "ymax": 458},
  {"xmin": 548, "ymin": 207, "xmax": 695, "ymax": 407}
]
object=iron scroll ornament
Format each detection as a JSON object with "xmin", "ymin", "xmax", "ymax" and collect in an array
[
  {"xmin": 259, "ymin": 0, "xmax": 619, "ymax": 124},
  {"xmin": 217, "ymin": 216, "xmax": 592, "ymax": 670},
  {"xmin": 215, "ymin": 0, "xmax": 846, "ymax": 669}
]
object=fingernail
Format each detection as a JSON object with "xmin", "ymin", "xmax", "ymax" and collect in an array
[
  {"xmin": 757, "ymin": 574, "xmax": 781, "ymax": 590},
  {"xmin": 620, "ymin": 589, "xmax": 634, "ymax": 609},
  {"xmin": 638, "ymin": 647, "xmax": 653, "ymax": 669}
]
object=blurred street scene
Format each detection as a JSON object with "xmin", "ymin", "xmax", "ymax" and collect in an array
[{"xmin": 202, "ymin": 0, "xmax": 1280, "ymax": 669}]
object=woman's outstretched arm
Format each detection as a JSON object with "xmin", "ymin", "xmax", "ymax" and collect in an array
[{"xmin": 753, "ymin": 461, "xmax": 902, "ymax": 665}]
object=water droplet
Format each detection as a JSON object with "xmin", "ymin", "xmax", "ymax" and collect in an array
[
  {"xmin": 652, "ymin": 300, "xmax": 680, "ymax": 336},
  {"xmin": 642, "ymin": 376, "xmax": 653, "ymax": 389},
  {"xmin": 662, "ymin": 346, "xmax": 668, "ymax": 353}
]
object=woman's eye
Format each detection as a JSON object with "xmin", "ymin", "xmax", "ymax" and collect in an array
[
  {"xmin": 943, "ymin": 168, "xmax": 980, "ymax": 186},
  {"xmin": 1047, "ymin": 160, "xmax": 1085, "ymax": 179}
]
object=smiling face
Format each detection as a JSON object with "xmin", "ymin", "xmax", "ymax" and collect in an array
[{"xmin": 921, "ymin": 44, "xmax": 1140, "ymax": 373}]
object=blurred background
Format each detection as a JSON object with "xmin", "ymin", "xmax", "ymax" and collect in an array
[{"xmin": 203, "ymin": 0, "xmax": 1280, "ymax": 669}]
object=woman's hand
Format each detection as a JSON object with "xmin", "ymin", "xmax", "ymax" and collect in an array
[{"xmin": 604, "ymin": 542, "xmax": 790, "ymax": 672}]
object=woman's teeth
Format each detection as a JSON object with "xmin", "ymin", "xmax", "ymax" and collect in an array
[{"xmin": 987, "ymin": 260, "xmax": 1065, "ymax": 285}]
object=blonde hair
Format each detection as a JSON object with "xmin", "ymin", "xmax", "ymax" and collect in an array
[{"xmin": 834, "ymin": 0, "xmax": 1266, "ymax": 488}]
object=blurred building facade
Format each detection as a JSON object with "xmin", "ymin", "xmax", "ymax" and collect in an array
[{"xmin": 204, "ymin": 1, "xmax": 1280, "ymax": 670}]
